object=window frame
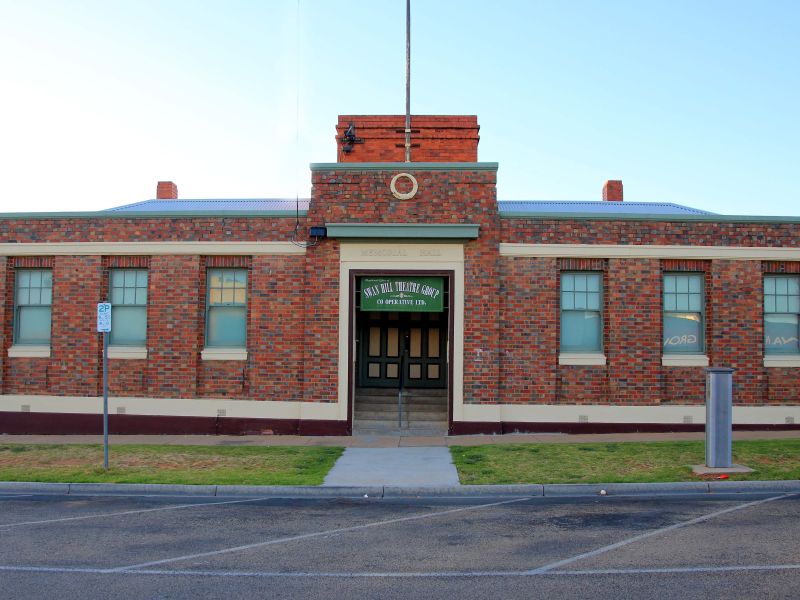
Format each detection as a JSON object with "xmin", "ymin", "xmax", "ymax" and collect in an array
[
  {"xmin": 763, "ymin": 274, "xmax": 800, "ymax": 355},
  {"xmin": 108, "ymin": 268, "xmax": 148, "ymax": 347},
  {"xmin": 205, "ymin": 267, "xmax": 248, "ymax": 348},
  {"xmin": 662, "ymin": 272, "xmax": 705, "ymax": 355},
  {"xmin": 14, "ymin": 268, "xmax": 53, "ymax": 345},
  {"xmin": 559, "ymin": 271, "xmax": 603, "ymax": 353}
]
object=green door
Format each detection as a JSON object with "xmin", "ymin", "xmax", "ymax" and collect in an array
[{"xmin": 358, "ymin": 312, "xmax": 446, "ymax": 389}]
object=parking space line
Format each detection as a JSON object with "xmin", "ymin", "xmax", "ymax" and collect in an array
[
  {"xmin": 112, "ymin": 496, "xmax": 534, "ymax": 572},
  {"xmin": 0, "ymin": 497, "xmax": 271, "ymax": 529},
  {"xmin": 527, "ymin": 492, "xmax": 798, "ymax": 575},
  {"xmin": 551, "ymin": 564, "xmax": 800, "ymax": 576},
  {"xmin": 1, "ymin": 563, "xmax": 799, "ymax": 579}
]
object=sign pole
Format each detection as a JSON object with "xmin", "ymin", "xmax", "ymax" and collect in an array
[
  {"xmin": 103, "ymin": 329, "xmax": 109, "ymax": 470},
  {"xmin": 97, "ymin": 301, "xmax": 112, "ymax": 470}
]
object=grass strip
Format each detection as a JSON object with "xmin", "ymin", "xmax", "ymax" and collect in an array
[
  {"xmin": 451, "ymin": 439, "xmax": 800, "ymax": 485},
  {"xmin": 0, "ymin": 444, "xmax": 344, "ymax": 486}
]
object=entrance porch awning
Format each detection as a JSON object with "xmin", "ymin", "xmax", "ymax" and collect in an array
[{"xmin": 324, "ymin": 223, "xmax": 479, "ymax": 239}]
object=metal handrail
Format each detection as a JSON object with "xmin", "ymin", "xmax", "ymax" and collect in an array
[{"xmin": 398, "ymin": 352, "xmax": 405, "ymax": 428}]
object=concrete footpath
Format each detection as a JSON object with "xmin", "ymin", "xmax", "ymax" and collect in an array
[
  {"xmin": 4, "ymin": 429, "xmax": 799, "ymax": 447},
  {"xmin": 1, "ymin": 430, "xmax": 799, "ymax": 499}
]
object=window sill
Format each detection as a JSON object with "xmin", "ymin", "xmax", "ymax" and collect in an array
[
  {"xmin": 8, "ymin": 345, "xmax": 51, "ymax": 358},
  {"xmin": 662, "ymin": 354, "xmax": 709, "ymax": 367},
  {"xmin": 559, "ymin": 353, "xmax": 606, "ymax": 366},
  {"xmin": 201, "ymin": 348, "xmax": 248, "ymax": 361},
  {"xmin": 764, "ymin": 356, "xmax": 800, "ymax": 368},
  {"xmin": 108, "ymin": 346, "xmax": 148, "ymax": 360}
]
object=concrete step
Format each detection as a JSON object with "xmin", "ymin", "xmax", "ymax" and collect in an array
[
  {"xmin": 355, "ymin": 408, "xmax": 449, "ymax": 419},
  {"xmin": 354, "ymin": 388, "xmax": 448, "ymax": 434},
  {"xmin": 353, "ymin": 423, "xmax": 448, "ymax": 435},
  {"xmin": 356, "ymin": 394, "xmax": 447, "ymax": 404}
]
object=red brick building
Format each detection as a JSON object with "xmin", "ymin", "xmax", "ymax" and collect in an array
[{"xmin": 1, "ymin": 115, "xmax": 799, "ymax": 435}]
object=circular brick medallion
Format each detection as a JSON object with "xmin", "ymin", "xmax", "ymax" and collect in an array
[{"xmin": 389, "ymin": 173, "xmax": 418, "ymax": 200}]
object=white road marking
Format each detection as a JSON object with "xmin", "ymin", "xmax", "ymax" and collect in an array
[
  {"xmin": 0, "ymin": 497, "xmax": 271, "ymax": 529},
  {"xmin": 112, "ymin": 496, "xmax": 534, "ymax": 572},
  {"xmin": 0, "ymin": 564, "xmax": 799, "ymax": 578},
  {"xmin": 527, "ymin": 492, "xmax": 797, "ymax": 574}
]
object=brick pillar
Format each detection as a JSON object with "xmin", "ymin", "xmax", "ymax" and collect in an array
[
  {"xmin": 606, "ymin": 259, "xmax": 661, "ymax": 404},
  {"xmin": 710, "ymin": 260, "xmax": 763, "ymax": 404},
  {"xmin": 500, "ymin": 256, "xmax": 559, "ymax": 405},
  {"xmin": 147, "ymin": 255, "xmax": 200, "ymax": 398},
  {"xmin": 49, "ymin": 256, "xmax": 103, "ymax": 396}
]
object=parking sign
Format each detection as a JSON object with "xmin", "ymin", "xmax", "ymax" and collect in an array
[{"xmin": 97, "ymin": 302, "xmax": 112, "ymax": 332}]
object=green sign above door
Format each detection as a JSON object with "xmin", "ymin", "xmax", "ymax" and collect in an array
[{"xmin": 361, "ymin": 277, "xmax": 444, "ymax": 312}]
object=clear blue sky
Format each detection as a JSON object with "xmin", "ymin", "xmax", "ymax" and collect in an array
[{"xmin": 1, "ymin": 0, "xmax": 798, "ymax": 215}]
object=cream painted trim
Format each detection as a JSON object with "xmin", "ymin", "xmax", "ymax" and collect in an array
[
  {"xmin": 662, "ymin": 354, "xmax": 710, "ymax": 367},
  {"xmin": 339, "ymin": 242, "xmax": 465, "ymax": 422},
  {"xmin": 108, "ymin": 346, "xmax": 148, "ymax": 360},
  {"xmin": 0, "ymin": 242, "xmax": 306, "ymax": 256},
  {"xmin": 559, "ymin": 353, "xmax": 606, "ymax": 366},
  {"xmin": 500, "ymin": 243, "xmax": 800, "ymax": 261},
  {"xmin": 459, "ymin": 403, "xmax": 800, "ymax": 425},
  {"xmin": 0, "ymin": 395, "xmax": 340, "ymax": 421},
  {"xmin": 764, "ymin": 356, "xmax": 800, "ymax": 368},
  {"xmin": 201, "ymin": 348, "xmax": 248, "ymax": 361},
  {"xmin": 8, "ymin": 345, "xmax": 50, "ymax": 358}
]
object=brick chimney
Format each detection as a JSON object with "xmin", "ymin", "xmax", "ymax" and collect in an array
[
  {"xmin": 602, "ymin": 180, "xmax": 623, "ymax": 201},
  {"xmin": 335, "ymin": 115, "xmax": 479, "ymax": 162},
  {"xmin": 156, "ymin": 181, "xmax": 178, "ymax": 199}
]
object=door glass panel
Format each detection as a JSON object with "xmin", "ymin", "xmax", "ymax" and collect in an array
[
  {"xmin": 368, "ymin": 363, "xmax": 381, "ymax": 378},
  {"xmin": 410, "ymin": 328, "xmax": 422, "ymax": 357},
  {"xmin": 409, "ymin": 364, "xmax": 421, "ymax": 379},
  {"xmin": 386, "ymin": 363, "xmax": 399, "ymax": 378},
  {"xmin": 387, "ymin": 328, "xmax": 399, "ymax": 357},
  {"xmin": 428, "ymin": 364, "xmax": 440, "ymax": 379},
  {"xmin": 428, "ymin": 328, "xmax": 440, "ymax": 358},
  {"xmin": 369, "ymin": 327, "xmax": 381, "ymax": 357}
]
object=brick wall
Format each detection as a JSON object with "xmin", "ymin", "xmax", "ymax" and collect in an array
[
  {"xmin": 499, "ymin": 257, "xmax": 558, "ymax": 405},
  {"xmin": 606, "ymin": 259, "xmax": 661, "ymax": 404},
  {"xmin": 1, "ymin": 186, "xmax": 799, "ymax": 414},
  {"xmin": 146, "ymin": 255, "xmax": 201, "ymax": 398},
  {"xmin": 335, "ymin": 115, "xmax": 479, "ymax": 162}
]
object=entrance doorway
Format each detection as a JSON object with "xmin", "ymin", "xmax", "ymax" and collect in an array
[
  {"xmin": 353, "ymin": 275, "xmax": 450, "ymax": 434},
  {"xmin": 358, "ymin": 312, "xmax": 447, "ymax": 388}
]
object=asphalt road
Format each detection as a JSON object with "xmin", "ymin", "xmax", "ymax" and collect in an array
[{"xmin": 1, "ymin": 491, "xmax": 798, "ymax": 599}]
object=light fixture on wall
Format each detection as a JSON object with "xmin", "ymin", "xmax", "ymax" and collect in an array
[
  {"xmin": 340, "ymin": 123, "xmax": 363, "ymax": 154},
  {"xmin": 309, "ymin": 226, "xmax": 327, "ymax": 239}
]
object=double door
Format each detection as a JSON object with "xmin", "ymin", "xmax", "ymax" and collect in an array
[{"xmin": 358, "ymin": 312, "xmax": 446, "ymax": 388}]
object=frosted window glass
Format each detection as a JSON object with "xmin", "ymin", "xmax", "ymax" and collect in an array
[
  {"xmin": 765, "ymin": 314, "xmax": 799, "ymax": 354},
  {"xmin": 561, "ymin": 311, "xmax": 601, "ymax": 352},
  {"xmin": 207, "ymin": 306, "xmax": 246, "ymax": 346},
  {"xmin": 17, "ymin": 307, "xmax": 51, "ymax": 344}
]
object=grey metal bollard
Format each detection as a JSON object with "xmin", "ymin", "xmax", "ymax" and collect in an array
[{"xmin": 705, "ymin": 368, "xmax": 735, "ymax": 468}]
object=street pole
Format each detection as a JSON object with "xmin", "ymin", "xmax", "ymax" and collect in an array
[
  {"xmin": 103, "ymin": 329, "xmax": 109, "ymax": 469},
  {"xmin": 97, "ymin": 301, "xmax": 111, "ymax": 470}
]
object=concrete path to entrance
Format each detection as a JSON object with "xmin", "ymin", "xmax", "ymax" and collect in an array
[{"xmin": 322, "ymin": 447, "xmax": 460, "ymax": 487}]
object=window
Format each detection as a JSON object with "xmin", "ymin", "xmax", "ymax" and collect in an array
[
  {"xmin": 206, "ymin": 268, "xmax": 247, "ymax": 347},
  {"xmin": 14, "ymin": 269, "xmax": 52, "ymax": 345},
  {"xmin": 560, "ymin": 272, "xmax": 602, "ymax": 352},
  {"xmin": 663, "ymin": 273, "xmax": 704, "ymax": 353},
  {"xmin": 764, "ymin": 276, "xmax": 800, "ymax": 354},
  {"xmin": 109, "ymin": 269, "xmax": 148, "ymax": 346}
]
